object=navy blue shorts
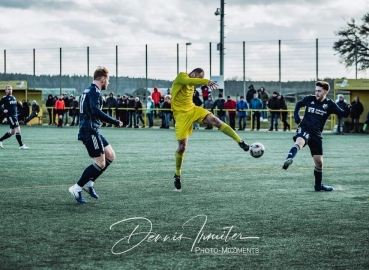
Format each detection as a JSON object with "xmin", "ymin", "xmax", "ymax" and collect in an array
[
  {"xmin": 7, "ymin": 116, "xmax": 19, "ymax": 129},
  {"xmin": 82, "ymin": 133, "xmax": 109, "ymax": 158},
  {"xmin": 293, "ymin": 126, "xmax": 323, "ymax": 156}
]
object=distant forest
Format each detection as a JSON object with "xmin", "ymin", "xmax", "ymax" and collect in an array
[{"xmin": 1, "ymin": 73, "xmax": 335, "ymax": 100}]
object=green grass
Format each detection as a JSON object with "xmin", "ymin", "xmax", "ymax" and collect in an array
[{"xmin": 0, "ymin": 125, "xmax": 368, "ymax": 269}]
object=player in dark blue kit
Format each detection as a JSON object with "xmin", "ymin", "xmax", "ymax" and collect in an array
[
  {"xmin": 69, "ymin": 67, "xmax": 123, "ymax": 203},
  {"xmin": 282, "ymin": 81, "xmax": 351, "ymax": 191},
  {"xmin": 0, "ymin": 85, "xmax": 29, "ymax": 149}
]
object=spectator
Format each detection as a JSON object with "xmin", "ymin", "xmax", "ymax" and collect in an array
[
  {"xmin": 25, "ymin": 100, "xmax": 40, "ymax": 126},
  {"xmin": 159, "ymin": 97, "xmax": 166, "ymax": 128},
  {"xmin": 360, "ymin": 111, "xmax": 369, "ymax": 133},
  {"xmin": 246, "ymin": 84, "xmax": 256, "ymax": 104},
  {"xmin": 212, "ymin": 94, "xmax": 226, "ymax": 123},
  {"xmin": 201, "ymin": 85, "xmax": 211, "ymax": 105},
  {"xmin": 166, "ymin": 88, "xmax": 171, "ymax": 95},
  {"xmin": 126, "ymin": 96, "xmax": 136, "ymax": 128},
  {"xmin": 268, "ymin": 91, "xmax": 283, "ymax": 131},
  {"xmin": 236, "ymin": 95, "xmax": 248, "ymax": 130},
  {"xmin": 192, "ymin": 90, "xmax": 203, "ymax": 129},
  {"xmin": 146, "ymin": 96, "xmax": 155, "ymax": 128},
  {"xmin": 204, "ymin": 95, "xmax": 214, "ymax": 129},
  {"xmin": 106, "ymin": 93, "xmax": 117, "ymax": 127},
  {"xmin": 335, "ymin": 94, "xmax": 347, "ymax": 134},
  {"xmin": 63, "ymin": 93, "xmax": 70, "ymax": 126},
  {"xmin": 52, "ymin": 96, "xmax": 58, "ymax": 125},
  {"xmin": 350, "ymin": 96, "xmax": 364, "ymax": 133},
  {"xmin": 55, "ymin": 95, "xmax": 65, "ymax": 128},
  {"xmin": 224, "ymin": 95, "xmax": 237, "ymax": 130},
  {"xmin": 162, "ymin": 95, "xmax": 172, "ymax": 129},
  {"xmin": 22, "ymin": 100, "xmax": 30, "ymax": 121},
  {"xmin": 115, "ymin": 95, "xmax": 123, "ymax": 125},
  {"xmin": 121, "ymin": 95, "xmax": 129, "ymax": 127},
  {"xmin": 278, "ymin": 94, "xmax": 290, "ymax": 131},
  {"xmin": 249, "ymin": 92, "xmax": 263, "ymax": 131},
  {"xmin": 101, "ymin": 96, "xmax": 107, "ymax": 127},
  {"xmin": 17, "ymin": 101, "xmax": 24, "ymax": 124},
  {"xmin": 135, "ymin": 97, "xmax": 145, "ymax": 128},
  {"xmin": 70, "ymin": 96, "xmax": 79, "ymax": 126},
  {"xmin": 46, "ymin": 94, "xmax": 54, "ymax": 125},
  {"xmin": 152, "ymin": 86, "xmax": 162, "ymax": 118},
  {"xmin": 259, "ymin": 87, "xmax": 269, "ymax": 122}
]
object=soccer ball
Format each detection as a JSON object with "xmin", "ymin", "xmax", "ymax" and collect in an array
[{"xmin": 249, "ymin": 142, "xmax": 265, "ymax": 158}]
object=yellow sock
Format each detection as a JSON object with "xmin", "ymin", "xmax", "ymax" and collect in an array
[
  {"xmin": 219, "ymin": 123, "xmax": 242, "ymax": 143},
  {"xmin": 175, "ymin": 151, "xmax": 185, "ymax": 176}
]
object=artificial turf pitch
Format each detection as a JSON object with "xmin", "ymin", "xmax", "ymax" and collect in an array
[{"xmin": 0, "ymin": 125, "xmax": 368, "ymax": 269}]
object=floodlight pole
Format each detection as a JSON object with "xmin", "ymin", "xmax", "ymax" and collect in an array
[
  {"xmin": 186, "ymin": 42, "xmax": 191, "ymax": 73},
  {"xmin": 220, "ymin": 0, "xmax": 225, "ymax": 76}
]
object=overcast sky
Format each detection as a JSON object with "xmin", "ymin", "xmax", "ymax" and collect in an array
[{"xmin": 0, "ymin": 0, "xmax": 368, "ymax": 81}]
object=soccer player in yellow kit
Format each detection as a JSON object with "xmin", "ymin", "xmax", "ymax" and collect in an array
[{"xmin": 171, "ymin": 68, "xmax": 250, "ymax": 190}]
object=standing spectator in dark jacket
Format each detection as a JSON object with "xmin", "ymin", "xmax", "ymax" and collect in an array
[
  {"xmin": 246, "ymin": 84, "xmax": 256, "ymax": 104},
  {"xmin": 259, "ymin": 87, "xmax": 269, "ymax": 121},
  {"xmin": 127, "ymin": 96, "xmax": 136, "ymax": 128},
  {"xmin": 121, "ymin": 95, "xmax": 128, "ymax": 127},
  {"xmin": 224, "ymin": 95, "xmax": 237, "ymax": 130},
  {"xmin": 46, "ymin": 94, "xmax": 54, "ymax": 125},
  {"xmin": 278, "ymin": 94, "xmax": 290, "ymax": 131},
  {"xmin": 22, "ymin": 100, "xmax": 30, "ymax": 121},
  {"xmin": 159, "ymin": 97, "xmax": 166, "ymax": 128},
  {"xmin": 70, "ymin": 97, "xmax": 79, "ymax": 126},
  {"xmin": 152, "ymin": 86, "xmax": 162, "ymax": 118},
  {"xmin": 350, "ymin": 96, "xmax": 364, "ymax": 133},
  {"xmin": 63, "ymin": 93, "xmax": 70, "ymax": 125},
  {"xmin": 335, "ymin": 94, "xmax": 347, "ymax": 134},
  {"xmin": 249, "ymin": 93, "xmax": 263, "ymax": 131},
  {"xmin": 236, "ymin": 96, "xmax": 248, "ymax": 130},
  {"xmin": 268, "ymin": 91, "xmax": 283, "ymax": 131},
  {"xmin": 106, "ymin": 93, "xmax": 117, "ymax": 126},
  {"xmin": 115, "ymin": 95, "xmax": 122, "ymax": 123},
  {"xmin": 135, "ymin": 97, "xmax": 145, "ymax": 128},
  {"xmin": 25, "ymin": 100, "xmax": 40, "ymax": 125},
  {"xmin": 162, "ymin": 95, "xmax": 172, "ymax": 129},
  {"xmin": 212, "ymin": 94, "xmax": 226, "ymax": 122}
]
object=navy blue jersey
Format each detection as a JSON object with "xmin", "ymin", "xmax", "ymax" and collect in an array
[
  {"xmin": 0, "ymin": 95, "xmax": 18, "ymax": 117},
  {"xmin": 294, "ymin": 95, "xmax": 350, "ymax": 137},
  {"xmin": 78, "ymin": 84, "xmax": 119, "ymax": 141}
]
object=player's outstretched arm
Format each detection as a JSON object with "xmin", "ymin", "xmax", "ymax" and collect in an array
[
  {"xmin": 331, "ymin": 101, "xmax": 351, "ymax": 118},
  {"xmin": 89, "ymin": 91, "xmax": 120, "ymax": 126},
  {"xmin": 176, "ymin": 73, "xmax": 210, "ymax": 87}
]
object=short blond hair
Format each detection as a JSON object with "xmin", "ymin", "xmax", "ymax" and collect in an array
[{"xmin": 94, "ymin": 66, "xmax": 109, "ymax": 80}]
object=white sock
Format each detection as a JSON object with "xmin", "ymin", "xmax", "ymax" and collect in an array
[
  {"xmin": 73, "ymin": 184, "xmax": 82, "ymax": 192},
  {"xmin": 84, "ymin": 180, "xmax": 94, "ymax": 188}
]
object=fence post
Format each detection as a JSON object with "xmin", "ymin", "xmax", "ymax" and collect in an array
[
  {"xmin": 176, "ymin": 43, "xmax": 179, "ymax": 75},
  {"xmin": 145, "ymin": 44, "xmax": 148, "ymax": 92},
  {"xmin": 116, "ymin": 45, "xmax": 118, "ymax": 95},
  {"xmin": 60, "ymin": 47, "xmax": 62, "ymax": 95},
  {"xmin": 33, "ymin": 48, "xmax": 36, "ymax": 89},
  {"xmin": 316, "ymin": 38, "xmax": 319, "ymax": 81},
  {"xmin": 209, "ymin": 42, "xmax": 212, "ymax": 77},
  {"xmin": 243, "ymin": 41, "xmax": 246, "ymax": 99},
  {"xmin": 87, "ymin": 46, "xmax": 89, "ymax": 85},
  {"xmin": 278, "ymin": 40, "xmax": 281, "ymax": 94},
  {"xmin": 3, "ymin": 49, "xmax": 6, "ymax": 80}
]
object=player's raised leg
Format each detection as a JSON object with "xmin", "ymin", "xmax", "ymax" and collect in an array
[
  {"xmin": 312, "ymin": 155, "xmax": 332, "ymax": 191},
  {"xmin": 283, "ymin": 136, "xmax": 305, "ymax": 170},
  {"xmin": 203, "ymin": 114, "xmax": 249, "ymax": 151}
]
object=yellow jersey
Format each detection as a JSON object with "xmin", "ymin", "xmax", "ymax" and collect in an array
[{"xmin": 171, "ymin": 72, "xmax": 209, "ymax": 113}]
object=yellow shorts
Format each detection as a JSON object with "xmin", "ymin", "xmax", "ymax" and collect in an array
[{"xmin": 174, "ymin": 107, "xmax": 211, "ymax": 141}]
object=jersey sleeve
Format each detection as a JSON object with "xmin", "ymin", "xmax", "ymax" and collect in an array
[
  {"xmin": 89, "ymin": 90, "xmax": 119, "ymax": 125},
  {"xmin": 329, "ymin": 100, "xmax": 350, "ymax": 118},
  {"xmin": 294, "ymin": 95, "xmax": 309, "ymax": 123},
  {"xmin": 176, "ymin": 73, "xmax": 210, "ymax": 86}
]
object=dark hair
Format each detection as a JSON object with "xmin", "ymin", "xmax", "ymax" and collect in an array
[
  {"xmin": 94, "ymin": 66, "xmax": 109, "ymax": 80},
  {"xmin": 316, "ymin": 81, "xmax": 330, "ymax": 91},
  {"xmin": 190, "ymin": 68, "xmax": 204, "ymax": 76}
]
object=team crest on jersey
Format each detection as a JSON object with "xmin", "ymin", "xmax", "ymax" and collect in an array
[
  {"xmin": 311, "ymin": 101, "xmax": 314, "ymax": 104},
  {"xmin": 322, "ymin": 104, "xmax": 328, "ymax": 109}
]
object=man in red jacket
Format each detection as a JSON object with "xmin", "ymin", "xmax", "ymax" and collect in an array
[
  {"xmin": 55, "ymin": 95, "xmax": 65, "ymax": 128},
  {"xmin": 224, "ymin": 95, "xmax": 237, "ymax": 130},
  {"xmin": 152, "ymin": 86, "xmax": 162, "ymax": 118}
]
